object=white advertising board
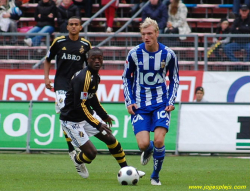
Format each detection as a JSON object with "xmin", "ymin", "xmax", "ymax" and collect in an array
[
  {"xmin": 202, "ymin": 72, "xmax": 250, "ymax": 102},
  {"xmin": 178, "ymin": 103, "xmax": 250, "ymax": 153}
]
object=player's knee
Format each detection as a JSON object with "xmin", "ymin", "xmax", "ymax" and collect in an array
[
  {"xmin": 138, "ymin": 142, "xmax": 150, "ymax": 151},
  {"xmin": 103, "ymin": 134, "xmax": 116, "ymax": 145},
  {"xmin": 153, "ymin": 139, "xmax": 164, "ymax": 148},
  {"xmin": 85, "ymin": 149, "xmax": 97, "ymax": 161}
]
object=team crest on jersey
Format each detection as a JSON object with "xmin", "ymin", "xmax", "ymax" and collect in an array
[
  {"xmin": 79, "ymin": 131, "xmax": 84, "ymax": 137},
  {"xmin": 79, "ymin": 46, "xmax": 84, "ymax": 54},
  {"xmin": 161, "ymin": 60, "xmax": 166, "ymax": 68},
  {"xmin": 59, "ymin": 97, "xmax": 63, "ymax": 103},
  {"xmin": 80, "ymin": 92, "xmax": 88, "ymax": 99},
  {"xmin": 62, "ymin": 47, "xmax": 66, "ymax": 50}
]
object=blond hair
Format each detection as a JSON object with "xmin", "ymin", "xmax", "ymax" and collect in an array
[{"xmin": 140, "ymin": 17, "xmax": 159, "ymax": 32}]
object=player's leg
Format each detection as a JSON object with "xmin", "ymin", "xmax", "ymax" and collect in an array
[
  {"xmin": 55, "ymin": 90, "xmax": 76, "ymax": 154},
  {"xmin": 95, "ymin": 127, "xmax": 146, "ymax": 178},
  {"xmin": 150, "ymin": 127, "xmax": 167, "ymax": 185},
  {"xmin": 150, "ymin": 107, "xmax": 170, "ymax": 185},
  {"xmin": 95, "ymin": 132, "xmax": 128, "ymax": 168},
  {"xmin": 60, "ymin": 120, "xmax": 92, "ymax": 178},
  {"xmin": 131, "ymin": 113, "xmax": 153, "ymax": 165}
]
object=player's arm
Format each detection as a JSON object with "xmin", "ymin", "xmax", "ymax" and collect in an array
[
  {"xmin": 74, "ymin": 71, "xmax": 103, "ymax": 129},
  {"xmin": 90, "ymin": 94, "xmax": 114, "ymax": 127},
  {"xmin": 166, "ymin": 50, "xmax": 179, "ymax": 111},
  {"xmin": 122, "ymin": 52, "xmax": 137, "ymax": 108},
  {"xmin": 43, "ymin": 37, "xmax": 60, "ymax": 90},
  {"xmin": 90, "ymin": 94, "xmax": 109, "ymax": 120},
  {"xmin": 44, "ymin": 59, "xmax": 52, "ymax": 89},
  {"xmin": 81, "ymin": 38, "xmax": 92, "ymax": 66}
]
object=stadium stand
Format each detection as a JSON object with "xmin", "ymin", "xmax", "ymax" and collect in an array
[{"xmin": 1, "ymin": 0, "xmax": 249, "ymax": 71}]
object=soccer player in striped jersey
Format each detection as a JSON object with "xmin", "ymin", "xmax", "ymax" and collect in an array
[
  {"xmin": 44, "ymin": 16, "xmax": 91, "ymax": 178},
  {"xmin": 122, "ymin": 17, "xmax": 179, "ymax": 186},
  {"xmin": 60, "ymin": 47, "xmax": 145, "ymax": 178}
]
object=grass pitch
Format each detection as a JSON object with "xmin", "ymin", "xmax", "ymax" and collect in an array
[{"xmin": 0, "ymin": 153, "xmax": 249, "ymax": 191}]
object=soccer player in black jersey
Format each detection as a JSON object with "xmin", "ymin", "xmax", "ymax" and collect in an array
[
  {"xmin": 44, "ymin": 16, "xmax": 91, "ymax": 178},
  {"xmin": 60, "ymin": 47, "xmax": 145, "ymax": 178}
]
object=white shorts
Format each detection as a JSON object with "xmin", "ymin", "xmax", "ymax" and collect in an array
[
  {"xmin": 55, "ymin": 90, "xmax": 66, "ymax": 113},
  {"xmin": 60, "ymin": 112, "xmax": 103, "ymax": 147}
]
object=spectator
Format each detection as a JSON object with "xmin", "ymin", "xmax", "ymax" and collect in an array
[
  {"xmin": 164, "ymin": 0, "xmax": 191, "ymax": 41},
  {"xmin": 142, "ymin": 0, "xmax": 168, "ymax": 33},
  {"xmin": 229, "ymin": 0, "xmax": 250, "ymax": 18},
  {"xmin": 57, "ymin": 0, "xmax": 80, "ymax": 33},
  {"xmin": 129, "ymin": 0, "xmax": 147, "ymax": 16},
  {"xmin": 101, "ymin": 0, "xmax": 120, "ymax": 33},
  {"xmin": 194, "ymin": 86, "xmax": 207, "ymax": 102},
  {"xmin": 1, "ymin": 0, "xmax": 23, "ymax": 44},
  {"xmin": 224, "ymin": 4, "xmax": 250, "ymax": 64},
  {"xmin": 211, "ymin": 18, "xmax": 230, "ymax": 60},
  {"xmin": 23, "ymin": 0, "xmax": 56, "ymax": 47},
  {"xmin": 0, "ymin": 0, "xmax": 10, "ymax": 32},
  {"xmin": 72, "ymin": 0, "xmax": 92, "ymax": 18}
]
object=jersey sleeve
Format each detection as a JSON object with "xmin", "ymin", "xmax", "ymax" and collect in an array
[
  {"xmin": 45, "ymin": 37, "xmax": 61, "ymax": 62},
  {"xmin": 73, "ymin": 71, "xmax": 102, "ymax": 129},
  {"xmin": 122, "ymin": 50, "xmax": 136, "ymax": 107},
  {"xmin": 166, "ymin": 50, "xmax": 179, "ymax": 106},
  {"xmin": 81, "ymin": 38, "xmax": 92, "ymax": 66},
  {"xmin": 90, "ymin": 94, "xmax": 109, "ymax": 120}
]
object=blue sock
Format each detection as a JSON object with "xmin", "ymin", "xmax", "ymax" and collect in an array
[
  {"xmin": 151, "ymin": 145, "xmax": 165, "ymax": 179},
  {"xmin": 145, "ymin": 140, "xmax": 154, "ymax": 153}
]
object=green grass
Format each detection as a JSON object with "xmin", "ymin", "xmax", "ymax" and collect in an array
[{"xmin": 0, "ymin": 153, "xmax": 249, "ymax": 191}]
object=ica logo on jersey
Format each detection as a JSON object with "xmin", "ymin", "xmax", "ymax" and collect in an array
[
  {"xmin": 61, "ymin": 53, "xmax": 81, "ymax": 61},
  {"xmin": 139, "ymin": 72, "xmax": 164, "ymax": 85},
  {"xmin": 132, "ymin": 114, "xmax": 144, "ymax": 124}
]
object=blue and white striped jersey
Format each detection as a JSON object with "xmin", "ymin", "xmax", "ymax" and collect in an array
[{"xmin": 122, "ymin": 42, "xmax": 179, "ymax": 109}]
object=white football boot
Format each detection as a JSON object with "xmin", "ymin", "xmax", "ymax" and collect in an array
[
  {"xmin": 69, "ymin": 150, "xmax": 89, "ymax": 178},
  {"xmin": 137, "ymin": 170, "xmax": 146, "ymax": 178},
  {"xmin": 151, "ymin": 178, "xmax": 162, "ymax": 185},
  {"xmin": 140, "ymin": 150, "xmax": 153, "ymax": 165}
]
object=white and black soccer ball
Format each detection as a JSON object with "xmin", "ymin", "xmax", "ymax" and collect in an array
[{"xmin": 117, "ymin": 166, "xmax": 139, "ymax": 185}]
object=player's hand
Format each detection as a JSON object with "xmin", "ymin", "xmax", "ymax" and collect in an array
[
  {"xmin": 127, "ymin": 103, "xmax": 138, "ymax": 115},
  {"xmin": 98, "ymin": 123, "xmax": 112, "ymax": 135},
  {"xmin": 45, "ymin": 78, "xmax": 53, "ymax": 89},
  {"xmin": 48, "ymin": 13, "xmax": 53, "ymax": 18},
  {"xmin": 165, "ymin": 105, "xmax": 175, "ymax": 112},
  {"xmin": 167, "ymin": 21, "xmax": 172, "ymax": 28},
  {"xmin": 2, "ymin": 13, "xmax": 10, "ymax": 18},
  {"xmin": 104, "ymin": 116, "xmax": 114, "ymax": 128}
]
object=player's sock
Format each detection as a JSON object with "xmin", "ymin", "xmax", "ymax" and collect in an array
[
  {"xmin": 63, "ymin": 131, "xmax": 75, "ymax": 152},
  {"xmin": 107, "ymin": 139, "xmax": 127, "ymax": 168},
  {"xmin": 151, "ymin": 145, "xmax": 165, "ymax": 179},
  {"xmin": 75, "ymin": 151, "xmax": 93, "ymax": 164}
]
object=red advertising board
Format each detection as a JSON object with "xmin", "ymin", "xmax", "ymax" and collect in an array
[{"xmin": 0, "ymin": 69, "xmax": 203, "ymax": 102}]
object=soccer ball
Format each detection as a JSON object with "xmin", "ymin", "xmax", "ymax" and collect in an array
[{"xmin": 117, "ymin": 166, "xmax": 139, "ymax": 185}]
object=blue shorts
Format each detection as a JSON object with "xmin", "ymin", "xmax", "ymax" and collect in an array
[{"xmin": 131, "ymin": 105, "xmax": 170, "ymax": 135}]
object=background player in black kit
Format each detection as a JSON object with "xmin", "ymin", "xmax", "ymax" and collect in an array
[
  {"xmin": 44, "ymin": 16, "xmax": 91, "ymax": 178},
  {"xmin": 60, "ymin": 47, "xmax": 145, "ymax": 178}
]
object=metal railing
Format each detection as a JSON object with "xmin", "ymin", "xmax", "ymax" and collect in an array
[{"xmin": 1, "ymin": 33, "xmax": 250, "ymax": 71}]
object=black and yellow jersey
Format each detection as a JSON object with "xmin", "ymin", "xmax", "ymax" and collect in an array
[
  {"xmin": 46, "ymin": 35, "xmax": 91, "ymax": 91},
  {"xmin": 60, "ymin": 66, "xmax": 108, "ymax": 129}
]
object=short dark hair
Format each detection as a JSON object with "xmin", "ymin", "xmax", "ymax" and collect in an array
[
  {"xmin": 68, "ymin": 16, "xmax": 82, "ymax": 24},
  {"xmin": 88, "ymin": 47, "xmax": 103, "ymax": 57},
  {"xmin": 195, "ymin": 86, "xmax": 204, "ymax": 94}
]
